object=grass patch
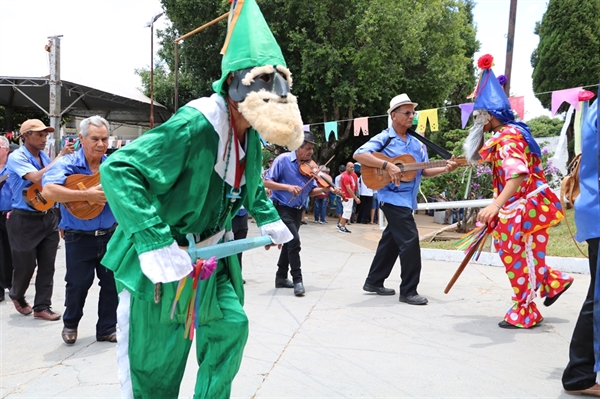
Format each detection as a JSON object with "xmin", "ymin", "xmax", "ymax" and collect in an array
[{"xmin": 420, "ymin": 208, "xmax": 587, "ymax": 258}]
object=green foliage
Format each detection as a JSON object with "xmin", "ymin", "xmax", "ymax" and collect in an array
[
  {"xmin": 531, "ymin": 0, "xmax": 600, "ymax": 110},
  {"xmin": 527, "ymin": 115, "xmax": 563, "ymax": 137},
  {"xmin": 139, "ymin": 0, "xmax": 479, "ymax": 175}
]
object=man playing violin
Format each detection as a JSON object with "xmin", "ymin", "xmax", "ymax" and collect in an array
[
  {"xmin": 354, "ymin": 94, "xmax": 458, "ymax": 305},
  {"xmin": 6, "ymin": 119, "xmax": 74, "ymax": 320},
  {"xmin": 264, "ymin": 131, "xmax": 342, "ymax": 296},
  {"xmin": 43, "ymin": 115, "xmax": 118, "ymax": 345}
]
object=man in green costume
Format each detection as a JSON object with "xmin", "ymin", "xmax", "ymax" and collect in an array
[{"xmin": 99, "ymin": 1, "xmax": 304, "ymax": 397}]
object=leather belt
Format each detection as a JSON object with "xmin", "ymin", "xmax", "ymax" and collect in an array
[
  {"xmin": 11, "ymin": 208, "xmax": 49, "ymax": 216},
  {"xmin": 65, "ymin": 224, "xmax": 117, "ymax": 236},
  {"xmin": 272, "ymin": 199, "xmax": 303, "ymax": 210}
]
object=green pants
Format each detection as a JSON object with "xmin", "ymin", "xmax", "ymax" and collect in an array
[{"xmin": 119, "ymin": 268, "xmax": 249, "ymax": 399}]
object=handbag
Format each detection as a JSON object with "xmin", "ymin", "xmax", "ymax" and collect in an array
[{"xmin": 560, "ymin": 154, "xmax": 581, "ymax": 209}]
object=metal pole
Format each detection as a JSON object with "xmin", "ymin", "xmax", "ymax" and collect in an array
[
  {"xmin": 173, "ymin": 11, "xmax": 229, "ymax": 112},
  {"xmin": 150, "ymin": 23, "xmax": 155, "ymax": 128},
  {"xmin": 174, "ymin": 44, "xmax": 179, "ymax": 111},
  {"xmin": 504, "ymin": 0, "xmax": 518, "ymax": 96},
  {"xmin": 49, "ymin": 35, "xmax": 63, "ymax": 157}
]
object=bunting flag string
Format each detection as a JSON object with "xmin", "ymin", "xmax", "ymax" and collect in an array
[
  {"xmin": 508, "ymin": 96, "xmax": 525, "ymax": 120},
  {"xmin": 416, "ymin": 109, "xmax": 439, "ymax": 134},
  {"xmin": 458, "ymin": 103, "xmax": 474, "ymax": 129},
  {"xmin": 324, "ymin": 121, "xmax": 338, "ymax": 141},
  {"xmin": 551, "ymin": 87, "xmax": 582, "ymax": 116},
  {"xmin": 299, "ymin": 84, "xmax": 596, "ymax": 142},
  {"xmin": 353, "ymin": 117, "xmax": 369, "ymax": 136}
]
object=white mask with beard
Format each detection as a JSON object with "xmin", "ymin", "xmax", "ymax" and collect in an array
[
  {"xmin": 238, "ymin": 89, "xmax": 305, "ymax": 151},
  {"xmin": 229, "ymin": 65, "xmax": 305, "ymax": 150},
  {"xmin": 463, "ymin": 110, "xmax": 491, "ymax": 163}
]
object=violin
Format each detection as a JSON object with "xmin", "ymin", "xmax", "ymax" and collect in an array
[{"xmin": 299, "ymin": 160, "xmax": 348, "ymax": 201}]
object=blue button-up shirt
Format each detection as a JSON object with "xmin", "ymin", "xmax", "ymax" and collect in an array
[
  {"xmin": 6, "ymin": 146, "xmax": 52, "ymax": 211},
  {"xmin": 43, "ymin": 148, "xmax": 116, "ymax": 231},
  {"xmin": 264, "ymin": 150, "xmax": 317, "ymax": 208},
  {"xmin": 354, "ymin": 127, "xmax": 428, "ymax": 210},
  {"xmin": 0, "ymin": 164, "xmax": 12, "ymax": 211}
]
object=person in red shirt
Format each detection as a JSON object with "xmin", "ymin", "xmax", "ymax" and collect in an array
[{"xmin": 338, "ymin": 162, "xmax": 360, "ymax": 233}]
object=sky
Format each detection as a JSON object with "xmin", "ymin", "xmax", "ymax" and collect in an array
[{"xmin": 0, "ymin": 0, "xmax": 551, "ymax": 120}]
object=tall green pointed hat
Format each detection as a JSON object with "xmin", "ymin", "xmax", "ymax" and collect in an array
[{"xmin": 212, "ymin": 0, "xmax": 287, "ymax": 96}]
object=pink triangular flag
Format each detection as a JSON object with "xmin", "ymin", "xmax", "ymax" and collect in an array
[
  {"xmin": 551, "ymin": 87, "xmax": 582, "ymax": 116},
  {"xmin": 116, "ymin": 140, "xmax": 122, "ymax": 148},
  {"xmin": 508, "ymin": 96, "xmax": 524, "ymax": 120},
  {"xmin": 353, "ymin": 117, "xmax": 369, "ymax": 136}
]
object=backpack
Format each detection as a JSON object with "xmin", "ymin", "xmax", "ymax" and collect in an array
[{"xmin": 560, "ymin": 154, "xmax": 582, "ymax": 209}]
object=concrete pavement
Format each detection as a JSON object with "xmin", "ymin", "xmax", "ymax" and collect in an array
[{"xmin": 0, "ymin": 216, "xmax": 590, "ymax": 398}]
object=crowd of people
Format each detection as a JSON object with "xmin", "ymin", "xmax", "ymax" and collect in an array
[{"xmin": 1, "ymin": 0, "xmax": 597, "ymax": 397}]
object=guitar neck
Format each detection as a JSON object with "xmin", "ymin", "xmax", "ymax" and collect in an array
[{"xmin": 397, "ymin": 160, "xmax": 448, "ymax": 172}]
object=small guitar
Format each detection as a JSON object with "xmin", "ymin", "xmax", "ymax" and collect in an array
[
  {"xmin": 23, "ymin": 173, "xmax": 105, "ymax": 219},
  {"xmin": 361, "ymin": 153, "xmax": 468, "ymax": 190},
  {"xmin": 63, "ymin": 173, "xmax": 104, "ymax": 220},
  {"xmin": 23, "ymin": 183, "xmax": 55, "ymax": 211}
]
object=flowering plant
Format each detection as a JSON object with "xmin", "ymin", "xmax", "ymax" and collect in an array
[
  {"xmin": 540, "ymin": 146, "xmax": 564, "ymax": 190},
  {"xmin": 477, "ymin": 54, "xmax": 494, "ymax": 70}
]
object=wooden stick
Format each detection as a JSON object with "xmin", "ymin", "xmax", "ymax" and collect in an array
[
  {"xmin": 444, "ymin": 242, "xmax": 478, "ymax": 294},
  {"xmin": 174, "ymin": 12, "xmax": 230, "ymax": 43}
]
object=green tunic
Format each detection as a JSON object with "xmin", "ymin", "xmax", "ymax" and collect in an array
[{"xmin": 100, "ymin": 95, "xmax": 279, "ymax": 325}]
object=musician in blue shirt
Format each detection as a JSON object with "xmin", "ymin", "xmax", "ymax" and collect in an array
[
  {"xmin": 264, "ymin": 131, "xmax": 341, "ymax": 296},
  {"xmin": 0, "ymin": 136, "xmax": 13, "ymax": 302},
  {"xmin": 43, "ymin": 115, "xmax": 118, "ymax": 345},
  {"xmin": 6, "ymin": 119, "xmax": 73, "ymax": 321},
  {"xmin": 354, "ymin": 94, "xmax": 457, "ymax": 305}
]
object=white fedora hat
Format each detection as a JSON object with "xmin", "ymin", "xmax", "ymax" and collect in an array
[{"xmin": 387, "ymin": 93, "xmax": 418, "ymax": 114}]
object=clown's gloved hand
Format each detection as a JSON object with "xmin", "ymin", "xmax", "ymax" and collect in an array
[
  {"xmin": 138, "ymin": 241, "xmax": 193, "ymax": 284},
  {"xmin": 258, "ymin": 219, "xmax": 293, "ymax": 245}
]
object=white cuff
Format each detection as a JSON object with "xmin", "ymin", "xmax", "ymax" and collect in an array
[
  {"xmin": 259, "ymin": 220, "xmax": 293, "ymax": 245},
  {"xmin": 138, "ymin": 241, "xmax": 193, "ymax": 284}
]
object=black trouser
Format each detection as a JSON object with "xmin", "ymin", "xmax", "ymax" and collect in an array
[
  {"xmin": 562, "ymin": 238, "xmax": 599, "ymax": 391},
  {"xmin": 232, "ymin": 213, "xmax": 249, "ymax": 269},
  {"xmin": 273, "ymin": 201, "xmax": 303, "ymax": 283},
  {"xmin": 357, "ymin": 195, "xmax": 373, "ymax": 223},
  {"xmin": 365, "ymin": 203, "xmax": 421, "ymax": 296},
  {"xmin": 63, "ymin": 231, "xmax": 118, "ymax": 335},
  {"xmin": 7, "ymin": 210, "xmax": 59, "ymax": 311},
  {"xmin": 0, "ymin": 211, "xmax": 13, "ymax": 293}
]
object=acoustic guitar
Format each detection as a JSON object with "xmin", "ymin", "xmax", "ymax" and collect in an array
[
  {"xmin": 23, "ymin": 183, "xmax": 55, "ymax": 212},
  {"xmin": 23, "ymin": 173, "xmax": 104, "ymax": 219},
  {"xmin": 63, "ymin": 173, "xmax": 104, "ymax": 220},
  {"xmin": 361, "ymin": 153, "xmax": 468, "ymax": 191}
]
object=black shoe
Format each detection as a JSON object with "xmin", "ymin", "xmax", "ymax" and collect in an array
[
  {"xmin": 294, "ymin": 282, "xmax": 305, "ymax": 296},
  {"xmin": 363, "ymin": 283, "xmax": 395, "ymax": 296},
  {"xmin": 544, "ymin": 281, "xmax": 573, "ymax": 307},
  {"xmin": 97, "ymin": 332, "xmax": 117, "ymax": 342},
  {"xmin": 399, "ymin": 294, "xmax": 428, "ymax": 305},
  {"xmin": 275, "ymin": 278, "xmax": 294, "ymax": 288},
  {"xmin": 498, "ymin": 319, "xmax": 543, "ymax": 329}
]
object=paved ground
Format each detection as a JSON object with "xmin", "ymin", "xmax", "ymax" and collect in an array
[{"xmin": 0, "ymin": 214, "xmax": 590, "ymax": 398}]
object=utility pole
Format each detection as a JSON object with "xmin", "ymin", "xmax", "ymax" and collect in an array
[
  {"xmin": 145, "ymin": 12, "xmax": 164, "ymax": 129},
  {"xmin": 48, "ymin": 35, "xmax": 63, "ymax": 156},
  {"xmin": 504, "ymin": 0, "xmax": 518, "ymax": 96}
]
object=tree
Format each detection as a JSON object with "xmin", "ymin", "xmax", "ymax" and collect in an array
[
  {"xmin": 531, "ymin": 0, "xmax": 600, "ymax": 109},
  {"xmin": 527, "ymin": 115, "xmax": 563, "ymax": 137},
  {"xmin": 142, "ymin": 0, "xmax": 479, "ymax": 173}
]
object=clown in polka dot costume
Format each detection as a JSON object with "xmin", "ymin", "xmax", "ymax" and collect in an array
[
  {"xmin": 463, "ymin": 54, "xmax": 573, "ymax": 329},
  {"xmin": 478, "ymin": 126, "xmax": 573, "ymax": 329}
]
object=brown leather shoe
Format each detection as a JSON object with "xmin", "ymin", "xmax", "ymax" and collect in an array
[
  {"xmin": 12, "ymin": 298, "xmax": 33, "ymax": 315},
  {"xmin": 33, "ymin": 308, "xmax": 61, "ymax": 321},
  {"xmin": 565, "ymin": 383, "xmax": 600, "ymax": 397},
  {"xmin": 61, "ymin": 327, "xmax": 78, "ymax": 345},
  {"xmin": 96, "ymin": 332, "xmax": 117, "ymax": 343}
]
